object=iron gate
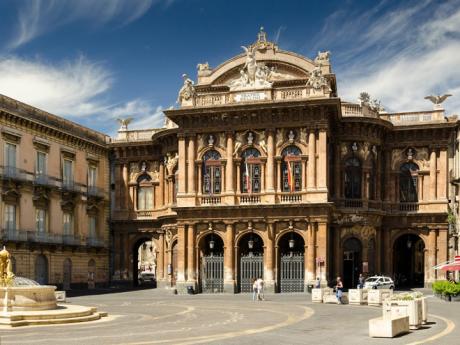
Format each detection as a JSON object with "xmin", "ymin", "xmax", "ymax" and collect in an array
[
  {"xmin": 201, "ymin": 254, "xmax": 224, "ymax": 293},
  {"xmin": 280, "ymin": 253, "xmax": 304, "ymax": 292},
  {"xmin": 239, "ymin": 254, "xmax": 264, "ymax": 292}
]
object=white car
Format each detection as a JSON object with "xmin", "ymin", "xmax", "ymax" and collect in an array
[{"xmin": 364, "ymin": 276, "xmax": 395, "ymax": 290}]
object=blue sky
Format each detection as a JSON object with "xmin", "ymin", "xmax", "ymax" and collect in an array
[{"xmin": 0, "ymin": 0, "xmax": 459, "ymax": 135}]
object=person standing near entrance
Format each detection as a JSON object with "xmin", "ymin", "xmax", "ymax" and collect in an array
[
  {"xmin": 335, "ymin": 277, "xmax": 344, "ymax": 304},
  {"xmin": 256, "ymin": 277, "xmax": 265, "ymax": 301},
  {"xmin": 252, "ymin": 278, "xmax": 258, "ymax": 301},
  {"xmin": 358, "ymin": 273, "xmax": 365, "ymax": 289}
]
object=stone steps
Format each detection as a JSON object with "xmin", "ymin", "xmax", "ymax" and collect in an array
[{"xmin": 0, "ymin": 305, "xmax": 108, "ymax": 327}]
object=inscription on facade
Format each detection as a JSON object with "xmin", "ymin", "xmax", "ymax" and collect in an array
[{"xmin": 234, "ymin": 92, "xmax": 266, "ymax": 102}]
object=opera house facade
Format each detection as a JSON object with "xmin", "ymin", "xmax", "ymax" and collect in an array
[{"xmin": 110, "ymin": 29, "xmax": 457, "ymax": 293}]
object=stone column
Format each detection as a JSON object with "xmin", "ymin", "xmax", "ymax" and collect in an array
[
  {"xmin": 187, "ymin": 224, "xmax": 196, "ymax": 289},
  {"xmin": 187, "ymin": 136, "xmax": 196, "ymax": 194},
  {"xmin": 301, "ymin": 160, "xmax": 307, "ymax": 191},
  {"xmin": 266, "ymin": 130, "xmax": 275, "ymax": 201},
  {"xmin": 264, "ymin": 223, "xmax": 275, "ymax": 293},
  {"xmin": 306, "ymin": 222, "xmax": 316, "ymax": 282},
  {"xmin": 122, "ymin": 163, "xmax": 129, "ymax": 209},
  {"xmin": 197, "ymin": 163, "xmax": 202, "ymax": 196},
  {"xmin": 384, "ymin": 151, "xmax": 391, "ymax": 202},
  {"xmin": 430, "ymin": 149, "xmax": 437, "ymax": 201},
  {"xmin": 317, "ymin": 129, "xmax": 327, "ymax": 190},
  {"xmin": 157, "ymin": 232, "xmax": 165, "ymax": 287},
  {"xmin": 334, "ymin": 226, "xmax": 341, "ymax": 278},
  {"xmin": 123, "ymin": 233, "xmax": 130, "ymax": 280},
  {"xmin": 159, "ymin": 161, "xmax": 165, "ymax": 207},
  {"xmin": 375, "ymin": 227, "xmax": 382, "ymax": 275},
  {"xmin": 236, "ymin": 162, "xmax": 241, "ymax": 194},
  {"xmin": 176, "ymin": 224, "xmax": 187, "ymax": 292},
  {"xmin": 224, "ymin": 223, "xmax": 236, "ymax": 293},
  {"xmin": 383, "ymin": 229, "xmax": 391, "ymax": 275},
  {"xmin": 276, "ymin": 160, "xmax": 282, "ymax": 192},
  {"xmin": 438, "ymin": 149, "xmax": 447, "ymax": 200},
  {"xmin": 307, "ymin": 131, "xmax": 316, "ymax": 190},
  {"xmin": 178, "ymin": 135, "xmax": 187, "ymax": 195},
  {"xmin": 226, "ymin": 132, "xmax": 234, "ymax": 194},
  {"xmin": 317, "ymin": 222, "xmax": 328, "ymax": 283},
  {"xmin": 114, "ymin": 163, "xmax": 121, "ymax": 210}
]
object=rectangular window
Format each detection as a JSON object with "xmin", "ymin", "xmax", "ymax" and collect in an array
[
  {"xmin": 63, "ymin": 213, "xmax": 73, "ymax": 235},
  {"xmin": 88, "ymin": 216, "xmax": 97, "ymax": 238},
  {"xmin": 4, "ymin": 204, "xmax": 16, "ymax": 231},
  {"xmin": 4, "ymin": 142, "xmax": 16, "ymax": 168},
  {"xmin": 63, "ymin": 159, "xmax": 73, "ymax": 186},
  {"xmin": 36, "ymin": 209, "xmax": 46, "ymax": 233},
  {"xmin": 88, "ymin": 166, "xmax": 97, "ymax": 188},
  {"xmin": 36, "ymin": 151, "xmax": 47, "ymax": 175}
]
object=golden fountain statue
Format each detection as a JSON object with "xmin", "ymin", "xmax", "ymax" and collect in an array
[{"xmin": 0, "ymin": 246, "xmax": 15, "ymax": 287}]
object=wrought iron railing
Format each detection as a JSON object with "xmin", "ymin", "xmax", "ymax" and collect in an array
[{"xmin": 1, "ymin": 166, "xmax": 26, "ymax": 180}]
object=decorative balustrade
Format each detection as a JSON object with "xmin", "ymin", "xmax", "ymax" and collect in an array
[
  {"xmin": 136, "ymin": 210, "xmax": 154, "ymax": 218},
  {"xmin": 398, "ymin": 202, "xmax": 419, "ymax": 212},
  {"xmin": 380, "ymin": 110, "xmax": 445, "ymax": 124},
  {"xmin": 341, "ymin": 103, "xmax": 379, "ymax": 118},
  {"xmin": 280, "ymin": 193, "xmax": 302, "ymax": 203},
  {"xmin": 112, "ymin": 129, "xmax": 160, "ymax": 142},
  {"xmin": 344, "ymin": 199, "xmax": 364, "ymax": 208},
  {"xmin": 240, "ymin": 194, "xmax": 261, "ymax": 204},
  {"xmin": 201, "ymin": 196, "xmax": 222, "ymax": 205}
]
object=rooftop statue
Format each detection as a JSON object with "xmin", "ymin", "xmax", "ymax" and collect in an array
[
  {"xmin": 424, "ymin": 94, "xmax": 452, "ymax": 107},
  {"xmin": 177, "ymin": 74, "xmax": 196, "ymax": 106},
  {"xmin": 117, "ymin": 117, "xmax": 132, "ymax": 131},
  {"xmin": 306, "ymin": 65, "xmax": 331, "ymax": 96},
  {"xmin": 0, "ymin": 246, "xmax": 15, "ymax": 287},
  {"xmin": 315, "ymin": 51, "xmax": 331, "ymax": 63}
]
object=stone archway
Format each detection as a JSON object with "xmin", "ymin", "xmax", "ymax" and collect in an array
[
  {"xmin": 393, "ymin": 234, "xmax": 425, "ymax": 288},
  {"xmin": 277, "ymin": 232, "xmax": 305, "ymax": 293},
  {"xmin": 342, "ymin": 237, "xmax": 362, "ymax": 290},
  {"xmin": 198, "ymin": 233, "xmax": 224, "ymax": 293},
  {"xmin": 132, "ymin": 237, "xmax": 156, "ymax": 287},
  {"xmin": 237, "ymin": 232, "xmax": 264, "ymax": 293}
]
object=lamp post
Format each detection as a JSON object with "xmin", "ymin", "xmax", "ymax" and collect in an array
[{"xmin": 289, "ymin": 232, "xmax": 295, "ymax": 257}]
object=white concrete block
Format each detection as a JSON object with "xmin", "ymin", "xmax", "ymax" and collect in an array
[
  {"xmin": 55, "ymin": 291, "xmax": 66, "ymax": 302},
  {"xmin": 369, "ymin": 316, "xmax": 409, "ymax": 338},
  {"xmin": 368, "ymin": 289, "xmax": 393, "ymax": 306},
  {"xmin": 349, "ymin": 289, "xmax": 368, "ymax": 305}
]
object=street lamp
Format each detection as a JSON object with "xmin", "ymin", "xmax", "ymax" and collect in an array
[
  {"xmin": 289, "ymin": 233, "xmax": 295, "ymax": 250},
  {"xmin": 407, "ymin": 237, "xmax": 412, "ymax": 249}
]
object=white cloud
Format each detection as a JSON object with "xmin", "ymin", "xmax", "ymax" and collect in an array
[
  {"xmin": 0, "ymin": 55, "xmax": 166, "ymax": 134},
  {"xmin": 318, "ymin": 0, "xmax": 460, "ymax": 115},
  {"xmin": 8, "ymin": 0, "xmax": 155, "ymax": 49}
]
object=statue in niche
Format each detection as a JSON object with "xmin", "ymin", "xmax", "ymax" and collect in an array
[
  {"xmin": 351, "ymin": 142, "xmax": 358, "ymax": 152},
  {"xmin": 306, "ymin": 65, "xmax": 331, "ymax": 92},
  {"xmin": 247, "ymin": 132, "xmax": 254, "ymax": 145},
  {"xmin": 208, "ymin": 134, "xmax": 215, "ymax": 147},
  {"xmin": 407, "ymin": 148, "xmax": 415, "ymax": 160},
  {"xmin": 288, "ymin": 130, "xmax": 295, "ymax": 142},
  {"xmin": 177, "ymin": 74, "xmax": 196, "ymax": 105},
  {"xmin": 141, "ymin": 161, "xmax": 147, "ymax": 172}
]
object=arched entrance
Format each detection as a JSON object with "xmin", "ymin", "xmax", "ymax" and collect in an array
[
  {"xmin": 343, "ymin": 237, "xmax": 362, "ymax": 290},
  {"xmin": 35, "ymin": 254, "xmax": 48, "ymax": 285},
  {"xmin": 199, "ymin": 233, "xmax": 224, "ymax": 293},
  {"xmin": 88, "ymin": 259, "xmax": 96, "ymax": 289},
  {"xmin": 63, "ymin": 258, "xmax": 72, "ymax": 290},
  {"xmin": 171, "ymin": 240, "xmax": 178, "ymax": 287},
  {"xmin": 132, "ymin": 237, "xmax": 156, "ymax": 287},
  {"xmin": 278, "ymin": 232, "xmax": 305, "ymax": 293},
  {"xmin": 238, "ymin": 232, "xmax": 264, "ymax": 293},
  {"xmin": 393, "ymin": 234, "xmax": 425, "ymax": 288}
]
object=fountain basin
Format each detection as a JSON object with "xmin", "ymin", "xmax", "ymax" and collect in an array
[{"xmin": 0, "ymin": 285, "xmax": 57, "ymax": 311}]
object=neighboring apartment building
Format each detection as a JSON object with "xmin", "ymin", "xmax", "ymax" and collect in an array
[
  {"xmin": 110, "ymin": 29, "xmax": 458, "ymax": 293},
  {"xmin": 0, "ymin": 95, "xmax": 110, "ymax": 289}
]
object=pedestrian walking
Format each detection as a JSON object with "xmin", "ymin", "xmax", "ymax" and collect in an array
[
  {"xmin": 314, "ymin": 277, "xmax": 321, "ymax": 288},
  {"xmin": 256, "ymin": 277, "xmax": 264, "ymax": 301},
  {"xmin": 335, "ymin": 277, "xmax": 344, "ymax": 304},
  {"xmin": 252, "ymin": 278, "xmax": 258, "ymax": 301},
  {"xmin": 358, "ymin": 273, "xmax": 365, "ymax": 289}
]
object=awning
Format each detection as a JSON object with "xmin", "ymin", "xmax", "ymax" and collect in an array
[{"xmin": 435, "ymin": 256, "xmax": 460, "ymax": 271}]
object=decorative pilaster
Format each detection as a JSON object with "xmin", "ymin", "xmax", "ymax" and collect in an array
[
  {"xmin": 264, "ymin": 222, "xmax": 275, "ymax": 293},
  {"xmin": 226, "ymin": 132, "xmax": 234, "ymax": 194},
  {"xmin": 122, "ymin": 163, "xmax": 129, "ymax": 209},
  {"xmin": 317, "ymin": 129, "xmax": 327, "ymax": 190},
  {"xmin": 316, "ymin": 222, "xmax": 328, "ymax": 283},
  {"xmin": 187, "ymin": 224, "xmax": 196, "ymax": 288},
  {"xmin": 429, "ymin": 149, "xmax": 437, "ymax": 201},
  {"xmin": 307, "ymin": 131, "xmax": 316, "ymax": 190},
  {"xmin": 306, "ymin": 222, "xmax": 316, "ymax": 282},
  {"xmin": 157, "ymin": 232, "xmax": 166, "ymax": 287},
  {"xmin": 224, "ymin": 223, "xmax": 236, "ymax": 293},
  {"xmin": 178, "ymin": 135, "xmax": 187, "ymax": 195},
  {"xmin": 159, "ymin": 161, "xmax": 165, "ymax": 207},
  {"xmin": 266, "ymin": 130, "xmax": 275, "ymax": 200},
  {"xmin": 438, "ymin": 149, "xmax": 447, "ymax": 200},
  {"xmin": 187, "ymin": 136, "xmax": 196, "ymax": 194},
  {"xmin": 175, "ymin": 224, "xmax": 187, "ymax": 292}
]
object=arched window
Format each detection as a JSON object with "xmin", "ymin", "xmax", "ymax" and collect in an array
[
  {"xmin": 241, "ymin": 148, "xmax": 261, "ymax": 193},
  {"xmin": 281, "ymin": 146, "xmax": 302, "ymax": 192},
  {"xmin": 202, "ymin": 150, "xmax": 222, "ymax": 195},
  {"xmin": 137, "ymin": 174, "xmax": 153, "ymax": 210},
  {"xmin": 400, "ymin": 162, "xmax": 419, "ymax": 202},
  {"xmin": 344, "ymin": 157, "xmax": 362, "ymax": 199}
]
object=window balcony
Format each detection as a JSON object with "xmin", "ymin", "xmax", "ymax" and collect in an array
[
  {"xmin": 200, "ymin": 196, "xmax": 222, "ymax": 205},
  {"xmin": 86, "ymin": 236, "xmax": 106, "ymax": 248},
  {"xmin": 0, "ymin": 228, "xmax": 28, "ymax": 242},
  {"xmin": 63, "ymin": 234, "xmax": 81, "ymax": 246},
  {"xmin": 87, "ymin": 186, "xmax": 106, "ymax": 198},
  {"xmin": 30, "ymin": 232, "xmax": 62, "ymax": 244},
  {"xmin": 239, "ymin": 194, "xmax": 261, "ymax": 204},
  {"xmin": 279, "ymin": 192, "xmax": 302, "ymax": 203},
  {"xmin": 1, "ymin": 166, "xmax": 26, "ymax": 181}
]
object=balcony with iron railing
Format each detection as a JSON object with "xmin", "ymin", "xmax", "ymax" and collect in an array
[
  {"xmin": 86, "ymin": 236, "xmax": 106, "ymax": 247},
  {"xmin": 0, "ymin": 166, "xmax": 27, "ymax": 181},
  {"xmin": 63, "ymin": 234, "xmax": 82, "ymax": 246},
  {"xmin": 87, "ymin": 185, "xmax": 106, "ymax": 198},
  {"xmin": 239, "ymin": 194, "xmax": 261, "ymax": 204},
  {"xmin": 200, "ymin": 195, "xmax": 222, "ymax": 205},
  {"xmin": 279, "ymin": 192, "xmax": 303, "ymax": 203}
]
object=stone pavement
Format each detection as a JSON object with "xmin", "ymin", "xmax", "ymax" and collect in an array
[{"xmin": 0, "ymin": 288, "xmax": 458, "ymax": 345}]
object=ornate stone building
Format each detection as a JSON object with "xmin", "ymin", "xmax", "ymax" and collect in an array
[
  {"xmin": 110, "ymin": 29, "xmax": 457, "ymax": 293},
  {"xmin": 0, "ymin": 95, "xmax": 110, "ymax": 289},
  {"xmin": 111, "ymin": 31, "xmax": 457, "ymax": 293}
]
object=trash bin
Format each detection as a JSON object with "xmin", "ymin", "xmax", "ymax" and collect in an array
[
  {"xmin": 187, "ymin": 286, "xmax": 195, "ymax": 295},
  {"xmin": 307, "ymin": 284, "xmax": 313, "ymax": 293}
]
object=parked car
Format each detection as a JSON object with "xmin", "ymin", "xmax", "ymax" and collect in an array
[
  {"xmin": 364, "ymin": 276, "xmax": 395, "ymax": 289},
  {"xmin": 138, "ymin": 272, "xmax": 156, "ymax": 286}
]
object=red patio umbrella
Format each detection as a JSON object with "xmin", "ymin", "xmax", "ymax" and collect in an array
[{"xmin": 439, "ymin": 256, "xmax": 460, "ymax": 271}]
